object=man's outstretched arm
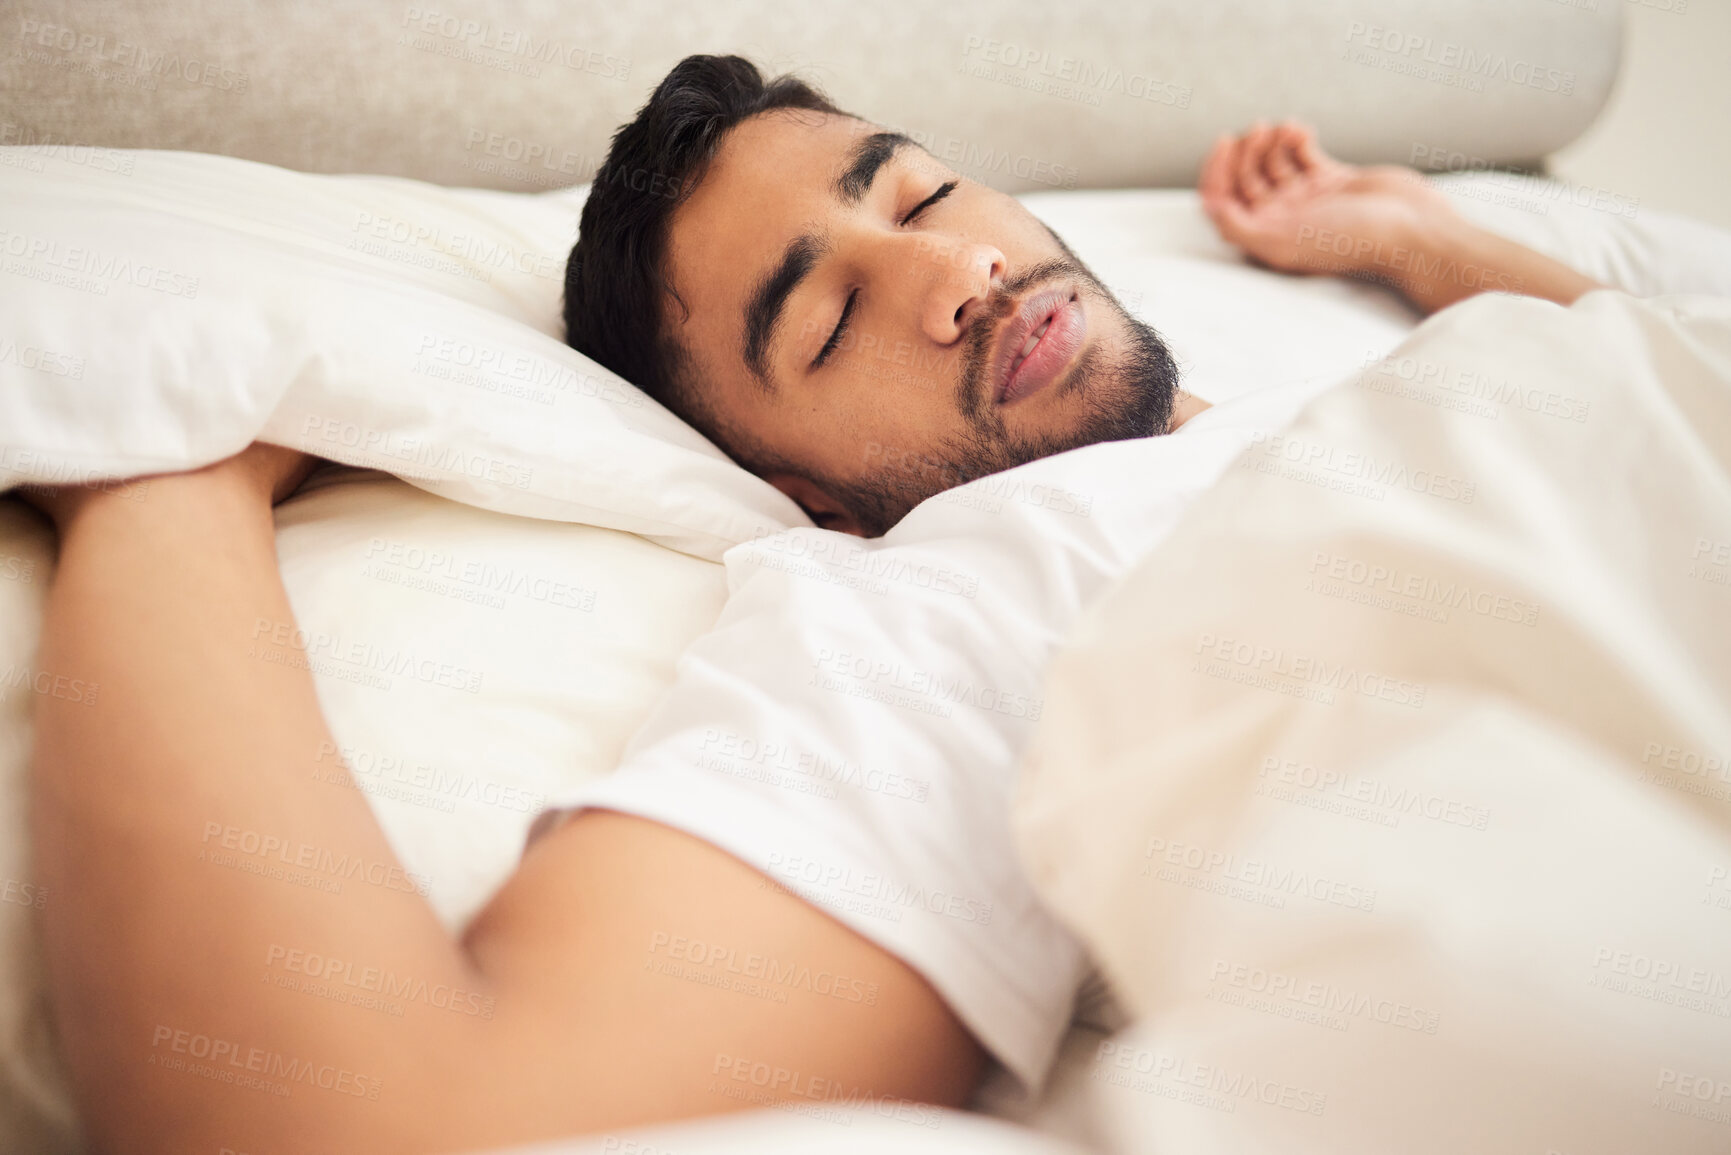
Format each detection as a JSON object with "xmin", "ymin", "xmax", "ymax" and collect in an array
[
  {"xmin": 23, "ymin": 447, "xmax": 981, "ymax": 1155},
  {"xmin": 1199, "ymin": 120, "xmax": 1606, "ymax": 314}
]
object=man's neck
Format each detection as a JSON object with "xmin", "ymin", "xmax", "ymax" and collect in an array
[{"xmin": 1167, "ymin": 390, "xmax": 1212, "ymax": 432}]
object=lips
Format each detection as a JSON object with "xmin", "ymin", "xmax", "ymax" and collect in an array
[
  {"xmin": 1010, "ymin": 318, "xmax": 1052, "ymax": 377},
  {"xmin": 991, "ymin": 287, "xmax": 1086, "ymax": 406}
]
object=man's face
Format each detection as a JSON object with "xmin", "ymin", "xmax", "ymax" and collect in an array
[{"xmin": 664, "ymin": 109, "xmax": 1179, "ymax": 536}]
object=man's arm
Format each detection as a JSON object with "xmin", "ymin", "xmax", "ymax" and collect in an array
[
  {"xmin": 1198, "ymin": 120, "xmax": 1606, "ymax": 314},
  {"xmin": 22, "ymin": 447, "xmax": 981, "ymax": 1155}
]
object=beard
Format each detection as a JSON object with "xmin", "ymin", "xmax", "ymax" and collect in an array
[{"xmin": 829, "ymin": 256, "xmax": 1181, "ymax": 538}]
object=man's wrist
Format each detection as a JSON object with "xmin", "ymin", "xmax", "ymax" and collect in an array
[
  {"xmin": 47, "ymin": 465, "xmax": 268, "ymax": 543},
  {"xmin": 1381, "ymin": 213, "xmax": 1537, "ymax": 310},
  {"xmin": 1353, "ymin": 212, "xmax": 1450, "ymax": 299},
  {"xmin": 16, "ymin": 476, "xmax": 154, "ymax": 533}
]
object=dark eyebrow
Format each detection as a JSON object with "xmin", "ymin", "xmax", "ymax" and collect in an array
[
  {"xmin": 743, "ymin": 232, "xmax": 829, "ymax": 389},
  {"xmin": 740, "ymin": 132, "xmax": 917, "ymax": 389},
  {"xmin": 835, "ymin": 131, "xmax": 915, "ymax": 205}
]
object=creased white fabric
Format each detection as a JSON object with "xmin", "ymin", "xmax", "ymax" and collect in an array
[
  {"xmin": 0, "ymin": 149, "xmax": 806, "ymax": 562},
  {"xmin": 1015, "ymin": 290, "xmax": 1731, "ymax": 1154}
]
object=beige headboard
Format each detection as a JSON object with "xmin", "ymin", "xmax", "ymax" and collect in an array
[{"xmin": 1, "ymin": 0, "xmax": 1623, "ymax": 192}]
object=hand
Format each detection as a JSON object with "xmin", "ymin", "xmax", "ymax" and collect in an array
[
  {"xmin": 1199, "ymin": 120, "xmax": 1460, "ymax": 288},
  {"xmin": 14, "ymin": 443, "xmax": 321, "ymax": 531}
]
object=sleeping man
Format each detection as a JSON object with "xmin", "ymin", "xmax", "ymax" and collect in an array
[{"xmin": 21, "ymin": 54, "xmax": 1608, "ymax": 1155}]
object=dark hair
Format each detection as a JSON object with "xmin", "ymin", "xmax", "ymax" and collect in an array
[{"xmin": 562, "ymin": 55, "xmax": 850, "ymax": 463}]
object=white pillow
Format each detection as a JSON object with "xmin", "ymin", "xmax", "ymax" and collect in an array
[
  {"xmin": 271, "ymin": 469, "xmax": 730, "ymax": 929},
  {"xmin": 0, "ymin": 149, "xmax": 806, "ymax": 561}
]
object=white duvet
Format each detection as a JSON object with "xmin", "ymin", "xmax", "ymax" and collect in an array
[{"xmin": 1016, "ymin": 290, "xmax": 1731, "ymax": 1154}]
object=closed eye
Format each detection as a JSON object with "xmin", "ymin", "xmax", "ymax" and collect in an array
[
  {"xmin": 812, "ymin": 288, "xmax": 859, "ymax": 369},
  {"xmin": 809, "ymin": 180, "xmax": 955, "ymax": 371},
  {"xmin": 900, "ymin": 180, "xmax": 958, "ymax": 226}
]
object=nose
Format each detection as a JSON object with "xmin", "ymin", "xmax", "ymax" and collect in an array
[{"xmin": 912, "ymin": 237, "xmax": 1006, "ymax": 345}]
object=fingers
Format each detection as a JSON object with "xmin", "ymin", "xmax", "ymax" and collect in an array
[
  {"xmin": 1235, "ymin": 121, "xmax": 1274, "ymax": 205},
  {"xmin": 1199, "ymin": 137, "xmax": 1252, "ymax": 245},
  {"xmin": 1285, "ymin": 120, "xmax": 1336, "ymax": 177},
  {"xmin": 1205, "ymin": 192, "xmax": 1252, "ymax": 247},
  {"xmin": 1213, "ymin": 120, "xmax": 1319, "ymax": 209},
  {"xmin": 1263, "ymin": 123, "xmax": 1301, "ymax": 187},
  {"xmin": 1199, "ymin": 133, "xmax": 1235, "ymax": 211},
  {"xmin": 1202, "ymin": 119, "xmax": 1333, "ymax": 246}
]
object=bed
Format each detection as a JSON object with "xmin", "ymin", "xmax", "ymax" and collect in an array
[{"xmin": 4, "ymin": 2, "xmax": 1728, "ymax": 1152}]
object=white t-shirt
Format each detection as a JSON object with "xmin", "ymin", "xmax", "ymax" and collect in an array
[{"xmin": 531, "ymin": 376, "xmax": 1334, "ymax": 1092}]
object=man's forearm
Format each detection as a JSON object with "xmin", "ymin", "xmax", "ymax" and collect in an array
[
  {"xmin": 30, "ymin": 474, "xmax": 492, "ymax": 1152},
  {"xmin": 1385, "ymin": 213, "xmax": 1607, "ymax": 315}
]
